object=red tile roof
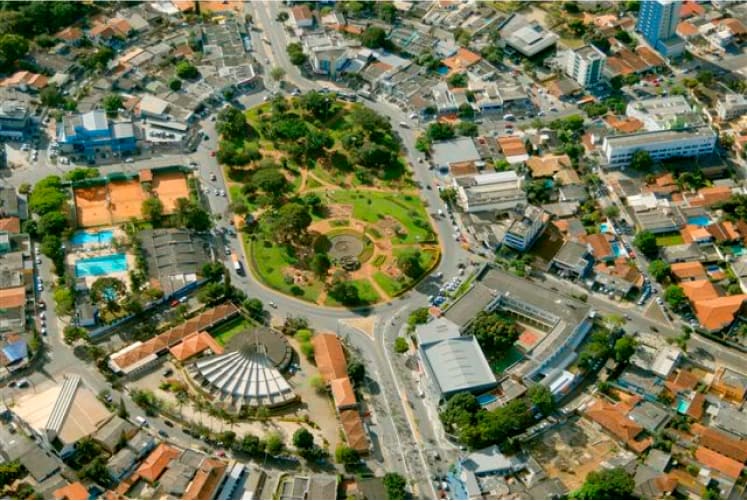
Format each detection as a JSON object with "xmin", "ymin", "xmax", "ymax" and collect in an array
[
  {"xmin": 340, "ymin": 409, "xmax": 369, "ymax": 454},
  {"xmin": 686, "ymin": 393, "xmax": 705, "ymax": 421},
  {"xmin": 706, "ymin": 222, "xmax": 740, "ymax": 243},
  {"xmin": 183, "ymin": 457, "xmax": 227, "ymax": 500},
  {"xmin": 0, "ymin": 286, "xmax": 26, "ymax": 309},
  {"xmin": 330, "ymin": 377, "xmax": 357, "ymax": 410},
  {"xmin": 680, "ymin": 1, "xmax": 705, "ymax": 18},
  {"xmin": 442, "ymin": 48, "xmax": 482, "ymax": 71},
  {"xmin": 54, "ymin": 482, "xmax": 89, "ymax": 500},
  {"xmin": 695, "ymin": 446, "xmax": 744, "ymax": 479},
  {"xmin": 671, "ymin": 261, "xmax": 707, "ymax": 281},
  {"xmin": 693, "ymin": 424, "xmax": 747, "ymax": 463},
  {"xmin": 584, "ymin": 233, "xmax": 613, "ymax": 261},
  {"xmin": 311, "ymin": 333, "xmax": 348, "ymax": 383},
  {"xmin": 692, "ymin": 294, "xmax": 747, "ymax": 331},
  {"xmin": 137, "ymin": 443, "xmax": 180, "ymax": 483},
  {"xmin": 168, "ymin": 331, "xmax": 224, "ymax": 362},
  {"xmin": 688, "ymin": 186, "xmax": 733, "ymax": 208},
  {"xmin": 585, "ymin": 398, "xmax": 652, "ymax": 453},
  {"xmin": 0, "ymin": 217, "xmax": 20, "ymax": 234}
]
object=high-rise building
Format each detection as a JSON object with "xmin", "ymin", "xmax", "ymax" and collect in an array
[
  {"xmin": 636, "ymin": 0, "xmax": 686, "ymax": 57},
  {"xmin": 564, "ymin": 45, "xmax": 606, "ymax": 87}
]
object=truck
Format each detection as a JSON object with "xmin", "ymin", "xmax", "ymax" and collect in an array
[{"xmin": 231, "ymin": 252, "xmax": 243, "ymax": 275}]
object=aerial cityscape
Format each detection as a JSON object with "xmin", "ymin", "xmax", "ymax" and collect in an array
[{"xmin": 0, "ymin": 0, "xmax": 747, "ymax": 499}]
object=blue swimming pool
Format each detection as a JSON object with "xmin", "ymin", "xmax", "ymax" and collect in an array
[
  {"xmin": 477, "ymin": 393, "xmax": 497, "ymax": 406},
  {"xmin": 688, "ymin": 216, "xmax": 711, "ymax": 227},
  {"xmin": 71, "ymin": 230, "xmax": 114, "ymax": 246},
  {"xmin": 611, "ymin": 241, "xmax": 628, "ymax": 258},
  {"xmin": 75, "ymin": 253, "xmax": 127, "ymax": 277},
  {"xmin": 436, "ymin": 66, "xmax": 449, "ymax": 75},
  {"xmin": 600, "ymin": 223, "xmax": 611, "ymax": 233},
  {"xmin": 731, "ymin": 245, "xmax": 746, "ymax": 257},
  {"xmin": 676, "ymin": 397, "xmax": 689, "ymax": 414}
]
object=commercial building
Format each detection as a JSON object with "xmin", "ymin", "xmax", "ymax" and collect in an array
[
  {"xmin": 716, "ymin": 94, "xmax": 747, "ymax": 121},
  {"xmin": 416, "ymin": 317, "xmax": 497, "ymax": 402},
  {"xmin": 0, "ymin": 89, "xmax": 32, "ymax": 139},
  {"xmin": 455, "ymin": 171, "xmax": 527, "ymax": 214},
  {"xmin": 563, "ymin": 45, "xmax": 606, "ymax": 87},
  {"xmin": 636, "ymin": 0, "xmax": 685, "ymax": 57},
  {"xmin": 431, "ymin": 137, "xmax": 481, "ymax": 171},
  {"xmin": 139, "ymin": 228, "xmax": 210, "ymax": 296},
  {"xmin": 601, "ymin": 127, "xmax": 716, "ymax": 168},
  {"xmin": 57, "ymin": 110, "xmax": 137, "ymax": 162},
  {"xmin": 550, "ymin": 240, "xmax": 594, "ymax": 278},
  {"xmin": 502, "ymin": 204, "xmax": 548, "ymax": 252},
  {"xmin": 501, "ymin": 14, "xmax": 559, "ymax": 57}
]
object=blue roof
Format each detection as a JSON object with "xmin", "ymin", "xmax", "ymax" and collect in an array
[{"xmin": 3, "ymin": 340, "xmax": 28, "ymax": 363}]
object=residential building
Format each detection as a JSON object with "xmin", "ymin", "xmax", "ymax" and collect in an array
[
  {"xmin": 681, "ymin": 280, "xmax": 747, "ymax": 332},
  {"xmin": 0, "ymin": 89, "xmax": 32, "ymax": 139},
  {"xmin": 601, "ymin": 127, "xmax": 716, "ymax": 168},
  {"xmin": 550, "ymin": 240, "xmax": 593, "ymax": 278},
  {"xmin": 416, "ymin": 317, "xmax": 496, "ymax": 402},
  {"xmin": 457, "ymin": 446, "xmax": 527, "ymax": 498},
  {"xmin": 57, "ymin": 110, "xmax": 137, "ymax": 162},
  {"xmin": 716, "ymin": 94, "xmax": 747, "ymax": 121},
  {"xmin": 290, "ymin": 5, "xmax": 314, "ymax": 28},
  {"xmin": 563, "ymin": 45, "xmax": 606, "ymax": 86},
  {"xmin": 455, "ymin": 171, "xmax": 527, "ymax": 214},
  {"xmin": 636, "ymin": 0, "xmax": 686, "ymax": 57},
  {"xmin": 303, "ymin": 34, "xmax": 357, "ymax": 78},
  {"xmin": 585, "ymin": 397, "xmax": 653, "ymax": 453},
  {"xmin": 502, "ymin": 204, "xmax": 548, "ymax": 252},
  {"xmin": 626, "ymin": 96, "xmax": 703, "ymax": 131}
]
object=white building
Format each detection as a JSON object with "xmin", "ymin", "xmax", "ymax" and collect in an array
[
  {"xmin": 625, "ymin": 95, "xmax": 702, "ymax": 131},
  {"xmin": 602, "ymin": 127, "xmax": 717, "ymax": 168},
  {"xmin": 503, "ymin": 204, "xmax": 547, "ymax": 251},
  {"xmin": 455, "ymin": 171, "xmax": 527, "ymax": 213},
  {"xmin": 716, "ymin": 94, "xmax": 747, "ymax": 121},
  {"xmin": 501, "ymin": 14, "xmax": 559, "ymax": 57},
  {"xmin": 563, "ymin": 45, "xmax": 606, "ymax": 87}
]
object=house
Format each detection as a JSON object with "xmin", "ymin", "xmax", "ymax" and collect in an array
[
  {"xmin": 501, "ymin": 14, "xmax": 559, "ymax": 57},
  {"xmin": 681, "ymin": 280, "xmax": 747, "ymax": 332},
  {"xmin": 526, "ymin": 154, "xmax": 571, "ymax": 179},
  {"xmin": 706, "ymin": 221, "xmax": 740, "ymax": 243},
  {"xmin": 671, "ymin": 261, "xmax": 707, "ymax": 281},
  {"xmin": 684, "ymin": 186, "xmax": 733, "ymax": 208},
  {"xmin": 691, "ymin": 424, "xmax": 747, "ymax": 463},
  {"xmin": 584, "ymin": 233, "xmax": 615, "ymax": 262},
  {"xmin": 0, "ymin": 71, "xmax": 49, "ymax": 92},
  {"xmin": 0, "ymin": 89, "xmax": 32, "ymax": 139},
  {"xmin": 55, "ymin": 27, "xmax": 84, "ymax": 47},
  {"xmin": 710, "ymin": 367, "xmax": 747, "ymax": 403},
  {"xmin": 53, "ymin": 482, "xmax": 89, "ymax": 500},
  {"xmin": 594, "ymin": 261, "xmax": 645, "ymax": 296},
  {"xmin": 558, "ymin": 184, "xmax": 589, "ymax": 203},
  {"xmin": 290, "ymin": 5, "xmax": 314, "ymax": 28},
  {"xmin": 694, "ymin": 447, "xmax": 743, "ymax": 480},
  {"xmin": 681, "ymin": 224, "xmax": 713, "ymax": 244},
  {"xmin": 431, "ymin": 137, "xmax": 481, "ymax": 171},
  {"xmin": 496, "ymin": 135, "xmax": 529, "ymax": 164},
  {"xmin": 585, "ymin": 397, "xmax": 653, "ymax": 453},
  {"xmin": 137, "ymin": 443, "xmax": 181, "ymax": 484},
  {"xmin": 442, "ymin": 47, "xmax": 481, "ymax": 72},
  {"xmin": 550, "ymin": 240, "xmax": 593, "ymax": 278}
]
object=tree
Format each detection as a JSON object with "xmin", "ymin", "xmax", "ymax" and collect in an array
[
  {"xmin": 265, "ymin": 432, "xmax": 284, "ymax": 456},
  {"xmin": 173, "ymin": 198, "xmax": 212, "ymax": 231},
  {"xmin": 447, "ymin": 72, "xmax": 468, "ymax": 88},
  {"xmin": 603, "ymin": 205, "xmax": 620, "ymax": 219},
  {"xmin": 198, "ymin": 282, "xmax": 226, "ymax": 305},
  {"xmin": 648, "ymin": 259, "xmax": 670, "ymax": 282},
  {"xmin": 102, "ymin": 94, "xmax": 122, "ymax": 116},
  {"xmin": 469, "ymin": 311, "xmax": 520, "ymax": 356},
  {"xmin": 82, "ymin": 46, "xmax": 114, "ymax": 71},
  {"xmin": 360, "ymin": 26, "xmax": 387, "ymax": 48},
  {"xmin": 0, "ymin": 34, "xmax": 29, "ymax": 71},
  {"xmin": 328, "ymin": 279, "xmax": 360, "ymax": 306},
  {"xmin": 397, "ymin": 249, "xmax": 423, "ymax": 279},
  {"xmin": 664, "ymin": 285, "xmax": 687, "ymax": 310},
  {"xmin": 629, "ymin": 150, "xmax": 653, "ymax": 171},
  {"xmin": 64, "ymin": 167, "xmax": 98, "ymax": 182},
  {"xmin": 63, "ymin": 325, "xmax": 88, "ymax": 345},
  {"xmin": 527, "ymin": 384, "xmax": 555, "ymax": 416},
  {"xmin": 90, "ymin": 277, "xmax": 126, "ymax": 305},
  {"xmin": 407, "ymin": 308, "xmax": 430, "ymax": 330},
  {"xmin": 141, "ymin": 197, "xmax": 164, "ymax": 225},
  {"xmin": 216, "ymin": 105, "xmax": 251, "ymax": 141},
  {"xmin": 309, "ymin": 374, "xmax": 326, "ymax": 393},
  {"xmin": 18, "ymin": 182, "xmax": 31, "ymax": 195},
  {"xmin": 40, "ymin": 84, "xmax": 64, "ymax": 107},
  {"xmin": 571, "ymin": 467, "xmax": 635, "ymax": 500},
  {"xmin": 276, "ymin": 11, "xmax": 289, "ymax": 22},
  {"xmin": 394, "ymin": 336, "xmax": 409, "ymax": 353},
  {"xmin": 614, "ymin": 335, "xmax": 637, "ymax": 363},
  {"xmin": 457, "ymin": 103, "xmax": 474, "ymax": 119},
  {"xmin": 54, "ymin": 286, "xmax": 75, "ymax": 316},
  {"xmin": 286, "ymin": 42, "xmax": 307, "ymax": 65},
  {"xmin": 29, "ymin": 176, "xmax": 66, "ymax": 215},
  {"xmin": 235, "ymin": 433, "xmax": 264, "ymax": 457},
  {"xmin": 426, "ymin": 122, "xmax": 455, "ymax": 141},
  {"xmin": 201, "ymin": 261, "xmax": 226, "ymax": 283},
  {"xmin": 243, "ymin": 298, "xmax": 265, "ymax": 321},
  {"xmin": 310, "ymin": 253, "xmax": 331, "ymax": 279},
  {"xmin": 38, "ymin": 211, "xmax": 68, "ymax": 236},
  {"xmin": 383, "ymin": 473, "xmax": 408, "ymax": 500},
  {"xmin": 441, "ymin": 392, "xmax": 480, "ymax": 430},
  {"xmin": 270, "ymin": 66, "xmax": 286, "ymax": 82},
  {"xmin": 270, "ymin": 203, "xmax": 311, "ymax": 244},
  {"xmin": 456, "ymin": 121, "xmax": 478, "ymax": 137},
  {"xmin": 249, "ymin": 168, "xmax": 288, "ymax": 194},
  {"xmin": 292, "ymin": 427, "xmax": 314, "ymax": 451},
  {"xmin": 347, "ymin": 359, "xmax": 365, "ymax": 386},
  {"xmin": 696, "ymin": 70, "xmax": 713, "ymax": 86},
  {"xmin": 176, "ymin": 61, "xmax": 199, "ymax": 79},
  {"xmin": 335, "ymin": 444, "xmax": 360, "ymax": 464},
  {"xmin": 633, "ymin": 230, "xmax": 658, "ymax": 258},
  {"xmin": 41, "ymin": 234, "xmax": 63, "ymax": 261},
  {"xmin": 169, "ymin": 78, "xmax": 182, "ymax": 91}
]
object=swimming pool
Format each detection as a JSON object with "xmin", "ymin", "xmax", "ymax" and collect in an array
[
  {"xmin": 687, "ymin": 216, "xmax": 711, "ymax": 227},
  {"xmin": 676, "ymin": 397, "xmax": 689, "ymax": 414},
  {"xmin": 75, "ymin": 253, "xmax": 127, "ymax": 277},
  {"xmin": 611, "ymin": 241, "xmax": 628, "ymax": 258},
  {"xmin": 477, "ymin": 393, "xmax": 497, "ymax": 407},
  {"xmin": 600, "ymin": 223, "xmax": 611, "ymax": 233},
  {"xmin": 71, "ymin": 230, "xmax": 114, "ymax": 246}
]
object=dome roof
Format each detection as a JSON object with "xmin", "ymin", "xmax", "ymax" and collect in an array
[{"xmin": 192, "ymin": 345, "xmax": 296, "ymax": 409}]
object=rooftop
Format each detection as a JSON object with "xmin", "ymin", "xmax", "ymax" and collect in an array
[{"xmin": 311, "ymin": 333, "xmax": 348, "ymax": 383}]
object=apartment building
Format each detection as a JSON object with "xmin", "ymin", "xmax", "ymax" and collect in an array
[{"xmin": 602, "ymin": 127, "xmax": 716, "ymax": 168}]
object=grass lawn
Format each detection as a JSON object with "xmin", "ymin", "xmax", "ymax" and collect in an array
[
  {"xmin": 656, "ymin": 233, "xmax": 685, "ymax": 246},
  {"xmin": 324, "ymin": 278, "xmax": 380, "ymax": 306},
  {"xmin": 327, "ymin": 190, "xmax": 434, "ymax": 244},
  {"xmin": 249, "ymin": 238, "xmax": 324, "ymax": 303},
  {"xmin": 210, "ymin": 317, "xmax": 249, "ymax": 346},
  {"xmin": 373, "ymin": 272, "xmax": 406, "ymax": 297}
]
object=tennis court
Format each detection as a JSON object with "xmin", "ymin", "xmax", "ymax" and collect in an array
[
  {"xmin": 74, "ymin": 185, "xmax": 111, "ymax": 228},
  {"xmin": 152, "ymin": 171, "xmax": 190, "ymax": 213},
  {"xmin": 108, "ymin": 180, "xmax": 147, "ymax": 223}
]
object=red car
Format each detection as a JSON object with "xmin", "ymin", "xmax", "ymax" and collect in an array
[{"xmin": 210, "ymin": 151, "xmax": 216, "ymax": 157}]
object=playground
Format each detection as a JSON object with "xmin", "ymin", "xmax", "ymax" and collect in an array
[{"xmin": 73, "ymin": 169, "xmax": 190, "ymax": 228}]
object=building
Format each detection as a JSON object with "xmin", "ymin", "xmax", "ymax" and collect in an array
[
  {"xmin": 416, "ymin": 317, "xmax": 496, "ymax": 402},
  {"xmin": 501, "ymin": 14, "xmax": 559, "ymax": 57},
  {"xmin": 12, "ymin": 375, "xmax": 113, "ymax": 455},
  {"xmin": 290, "ymin": 5, "xmax": 314, "ymax": 28},
  {"xmin": 636, "ymin": 0, "xmax": 685, "ymax": 57},
  {"xmin": 550, "ymin": 240, "xmax": 593, "ymax": 278},
  {"xmin": 138, "ymin": 229, "xmax": 210, "ymax": 296},
  {"xmin": 0, "ymin": 89, "xmax": 32, "ymax": 139},
  {"xmin": 306, "ymin": 37, "xmax": 353, "ymax": 78},
  {"xmin": 455, "ymin": 171, "xmax": 527, "ymax": 214},
  {"xmin": 431, "ymin": 137, "xmax": 481, "ymax": 171},
  {"xmin": 563, "ymin": 45, "xmax": 606, "ymax": 87},
  {"xmin": 502, "ymin": 204, "xmax": 548, "ymax": 252},
  {"xmin": 57, "ymin": 110, "xmax": 137, "ymax": 162},
  {"xmin": 601, "ymin": 127, "xmax": 716, "ymax": 168},
  {"xmin": 716, "ymin": 94, "xmax": 747, "ymax": 121},
  {"xmin": 626, "ymin": 96, "xmax": 703, "ymax": 131}
]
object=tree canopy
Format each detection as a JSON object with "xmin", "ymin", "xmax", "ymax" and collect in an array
[
  {"xmin": 217, "ymin": 106, "xmax": 252, "ymax": 141},
  {"xmin": 396, "ymin": 249, "xmax": 423, "ymax": 279},
  {"xmin": 571, "ymin": 468, "xmax": 635, "ymax": 500},
  {"xmin": 360, "ymin": 26, "xmax": 387, "ymax": 48},
  {"xmin": 269, "ymin": 203, "xmax": 311, "ymax": 244},
  {"xmin": 664, "ymin": 285, "xmax": 687, "ymax": 310},
  {"xmin": 630, "ymin": 150, "xmax": 653, "ymax": 171},
  {"xmin": 286, "ymin": 42, "xmax": 307, "ymax": 65},
  {"xmin": 633, "ymin": 230, "xmax": 658, "ymax": 258},
  {"xmin": 141, "ymin": 197, "xmax": 164, "ymax": 226},
  {"xmin": 648, "ymin": 259, "xmax": 670, "ymax": 282},
  {"xmin": 383, "ymin": 473, "xmax": 408, "ymax": 500},
  {"xmin": 469, "ymin": 311, "xmax": 520, "ymax": 358},
  {"xmin": 29, "ymin": 176, "xmax": 66, "ymax": 215},
  {"xmin": 175, "ymin": 61, "xmax": 199, "ymax": 79}
]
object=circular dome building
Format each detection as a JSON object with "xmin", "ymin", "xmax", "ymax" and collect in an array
[{"xmin": 191, "ymin": 343, "xmax": 297, "ymax": 410}]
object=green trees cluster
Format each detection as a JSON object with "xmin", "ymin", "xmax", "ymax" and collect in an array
[
  {"xmin": 173, "ymin": 197, "xmax": 212, "ymax": 231},
  {"xmin": 383, "ymin": 473, "xmax": 408, "ymax": 500},
  {"xmin": 648, "ymin": 259, "xmax": 670, "ymax": 282},
  {"xmin": 633, "ymin": 230, "xmax": 658, "ymax": 258},
  {"xmin": 468, "ymin": 311, "xmax": 520, "ymax": 359},
  {"xmin": 714, "ymin": 194, "xmax": 747, "ymax": 222},
  {"xmin": 0, "ymin": 34, "xmax": 29, "ymax": 72},
  {"xmin": 286, "ymin": 42, "xmax": 307, "ymax": 65},
  {"xmin": 664, "ymin": 285, "xmax": 687, "ymax": 310},
  {"xmin": 571, "ymin": 468, "xmax": 635, "ymax": 499},
  {"xmin": 216, "ymin": 105, "xmax": 253, "ymax": 142},
  {"xmin": 577, "ymin": 328, "xmax": 613, "ymax": 371},
  {"xmin": 630, "ymin": 150, "xmax": 654, "ymax": 171},
  {"xmin": 175, "ymin": 61, "xmax": 199, "ymax": 79},
  {"xmin": 360, "ymin": 26, "xmax": 388, "ymax": 49},
  {"xmin": 440, "ymin": 393, "xmax": 533, "ymax": 449},
  {"xmin": 141, "ymin": 197, "xmax": 164, "ymax": 226},
  {"xmin": 28, "ymin": 176, "xmax": 70, "ymax": 275}
]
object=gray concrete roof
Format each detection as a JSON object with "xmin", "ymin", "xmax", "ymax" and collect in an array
[{"xmin": 420, "ymin": 335, "xmax": 496, "ymax": 397}]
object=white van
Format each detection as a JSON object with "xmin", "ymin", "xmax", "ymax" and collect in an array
[
  {"xmin": 399, "ymin": 121, "xmax": 409, "ymax": 128},
  {"xmin": 135, "ymin": 416, "xmax": 149, "ymax": 427}
]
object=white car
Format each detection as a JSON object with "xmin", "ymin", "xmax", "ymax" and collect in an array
[
  {"xmin": 219, "ymin": 190, "xmax": 226, "ymax": 197},
  {"xmin": 214, "ymin": 189, "xmax": 220, "ymax": 196}
]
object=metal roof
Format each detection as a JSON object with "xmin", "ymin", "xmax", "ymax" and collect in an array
[{"xmin": 420, "ymin": 335, "xmax": 496, "ymax": 397}]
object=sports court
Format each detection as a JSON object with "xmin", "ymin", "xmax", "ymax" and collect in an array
[
  {"xmin": 151, "ymin": 171, "xmax": 190, "ymax": 213},
  {"xmin": 73, "ymin": 170, "xmax": 190, "ymax": 228}
]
